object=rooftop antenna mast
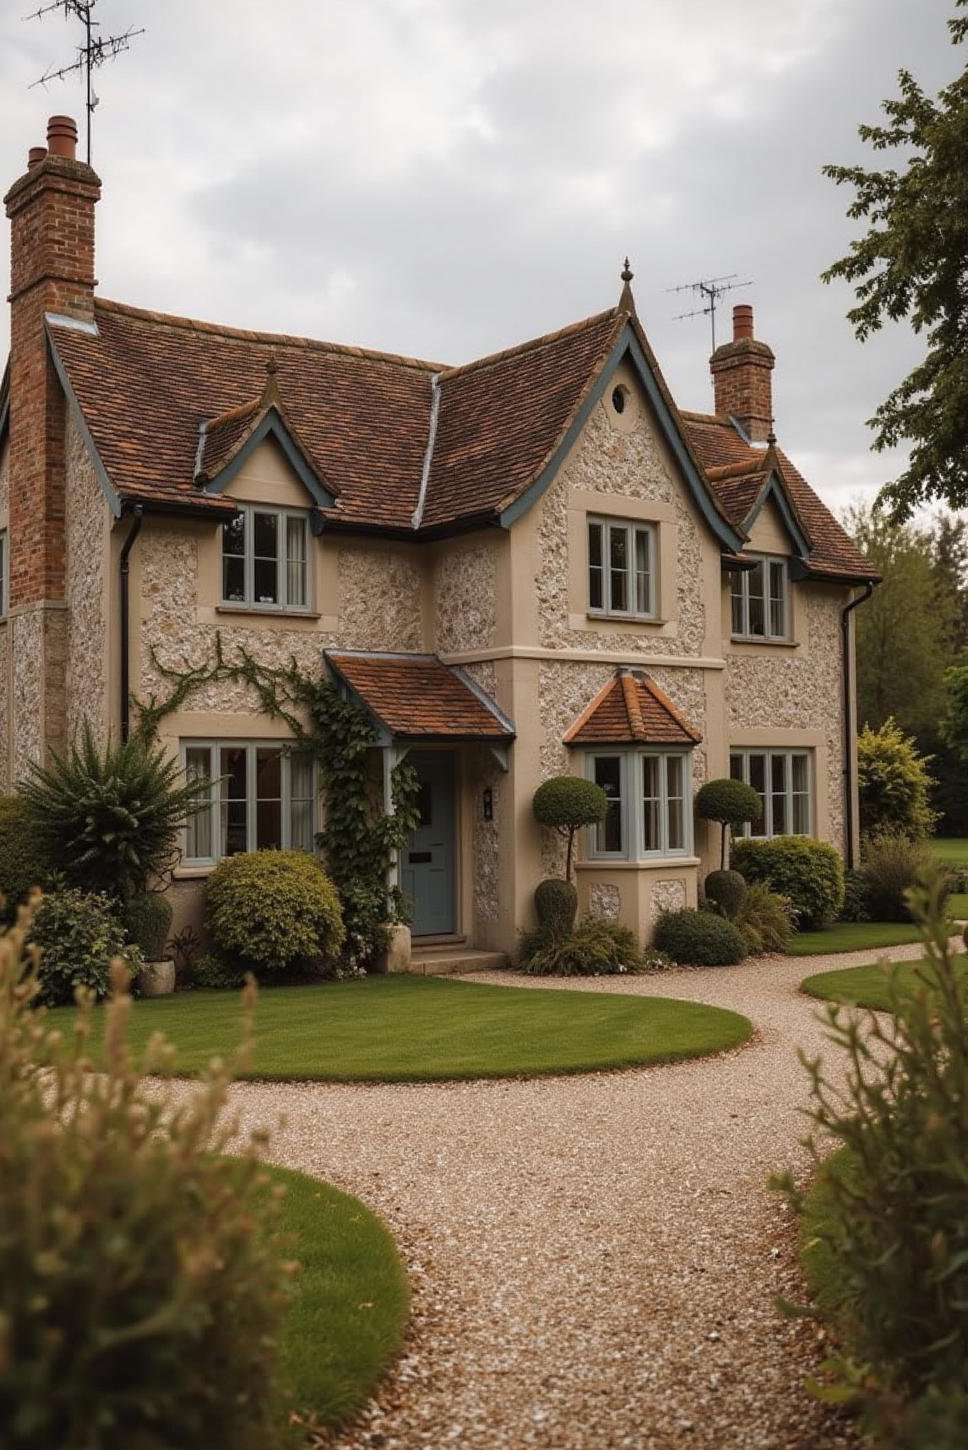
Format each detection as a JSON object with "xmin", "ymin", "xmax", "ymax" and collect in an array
[
  {"xmin": 26, "ymin": 1, "xmax": 145, "ymax": 165},
  {"xmin": 668, "ymin": 274, "xmax": 753, "ymax": 351}
]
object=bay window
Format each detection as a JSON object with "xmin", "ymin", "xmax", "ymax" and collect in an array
[
  {"xmin": 588, "ymin": 517, "xmax": 655, "ymax": 619},
  {"xmin": 183, "ymin": 742, "xmax": 317, "ymax": 865},
  {"xmin": 221, "ymin": 505, "xmax": 310, "ymax": 610},
  {"xmin": 730, "ymin": 555, "xmax": 788, "ymax": 641},
  {"xmin": 587, "ymin": 749, "xmax": 693, "ymax": 859},
  {"xmin": 729, "ymin": 749, "xmax": 811, "ymax": 838}
]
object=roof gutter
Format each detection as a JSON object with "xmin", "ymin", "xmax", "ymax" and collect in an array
[
  {"xmin": 119, "ymin": 504, "xmax": 144, "ymax": 743},
  {"xmin": 842, "ymin": 579, "xmax": 877, "ymax": 869}
]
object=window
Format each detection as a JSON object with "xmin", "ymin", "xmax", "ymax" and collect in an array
[
  {"xmin": 182, "ymin": 742, "xmax": 317, "ymax": 865},
  {"xmin": 588, "ymin": 517, "xmax": 655, "ymax": 619},
  {"xmin": 730, "ymin": 555, "xmax": 788, "ymax": 640},
  {"xmin": 587, "ymin": 749, "xmax": 692, "ymax": 859},
  {"xmin": 0, "ymin": 530, "xmax": 6, "ymax": 619},
  {"xmin": 729, "ymin": 749, "xmax": 811, "ymax": 838},
  {"xmin": 221, "ymin": 505, "xmax": 310, "ymax": 610}
]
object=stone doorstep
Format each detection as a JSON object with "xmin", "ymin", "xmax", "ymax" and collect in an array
[{"xmin": 408, "ymin": 947, "xmax": 509, "ymax": 977}]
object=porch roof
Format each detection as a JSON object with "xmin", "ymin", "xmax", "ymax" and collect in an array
[
  {"xmin": 324, "ymin": 650, "xmax": 515, "ymax": 741},
  {"xmin": 563, "ymin": 669, "xmax": 702, "ymax": 747}
]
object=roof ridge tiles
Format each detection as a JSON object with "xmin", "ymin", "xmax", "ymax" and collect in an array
[
  {"xmin": 437, "ymin": 306, "xmax": 621, "ymax": 382},
  {"xmin": 94, "ymin": 297, "xmax": 445, "ymax": 373}
]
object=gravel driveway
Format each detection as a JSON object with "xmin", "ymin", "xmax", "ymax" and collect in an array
[{"xmin": 220, "ymin": 943, "xmax": 932, "ymax": 1450}]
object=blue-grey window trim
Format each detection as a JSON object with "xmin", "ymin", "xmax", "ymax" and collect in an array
[
  {"xmin": 497, "ymin": 325, "xmax": 747, "ymax": 554},
  {"xmin": 199, "ymin": 408, "xmax": 337, "ymax": 509},
  {"xmin": 731, "ymin": 552, "xmax": 790, "ymax": 641},
  {"xmin": 584, "ymin": 746, "xmax": 694, "ymax": 862},
  {"xmin": 180, "ymin": 739, "xmax": 318, "ymax": 867},
  {"xmin": 221, "ymin": 501, "xmax": 313, "ymax": 611},
  {"xmin": 729, "ymin": 747, "xmax": 812, "ymax": 839},
  {"xmin": 587, "ymin": 514, "xmax": 657, "ymax": 620}
]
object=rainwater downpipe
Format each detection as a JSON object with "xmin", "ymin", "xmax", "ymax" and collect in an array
[
  {"xmin": 842, "ymin": 579, "xmax": 876, "ymax": 869},
  {"xmin": 119, "ymin": 504, "xmax": 144, "ymax": 743}
]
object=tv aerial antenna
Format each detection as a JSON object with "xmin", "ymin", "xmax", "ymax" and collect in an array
[
  {"xmin": 26, "ymin": 1, "xmax": 145, "ymax": 166},
  {"xmin": 668, "ymin": 274, "xmax": 753, "ymax": 351}
]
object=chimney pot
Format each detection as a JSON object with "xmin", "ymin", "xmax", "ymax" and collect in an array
[
  {"xmin": 733, "ymin": 303, "xmax": 754, "ymax": 341},
  {"xmin": 27, "ymin": 146, "xmax": 47, "ymax": 170},
  {"xmin": 46, "ymin": 115, "xmax": 78, "ymax": 160}
]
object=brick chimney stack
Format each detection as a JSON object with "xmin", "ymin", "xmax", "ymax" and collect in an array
[
  {"xmin": 3, "ymin": 117, "xmax": 101, "ymax": 764},
  {"xmin": 709, "ymin": 304, "xmax": 775, "ymax": 443}
]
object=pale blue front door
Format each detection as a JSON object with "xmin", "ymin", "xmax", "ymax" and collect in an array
[{"xmin": 401, "ymin": 751, "xmax": 456, "ymax": 937}]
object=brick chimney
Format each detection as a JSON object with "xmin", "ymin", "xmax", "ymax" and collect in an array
[
  {"xmin": 3, "ymin": 117, "xmax": 100, "ymax": 764},
  {"xmin": 709, "ymin": 303, "xmax": 774, "ymax": 443}
]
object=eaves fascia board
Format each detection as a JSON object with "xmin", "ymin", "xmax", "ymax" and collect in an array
[
  {"xmin": 45, "ymin": 328, "xmax": 123, "ymax": 519},
  {"xmin": 497, "ymin": 325, "xmax": 746, "ymax": 554},
  {"xmin": 201, "ymin": 407, "xmax": 337, "ymax": 509}
]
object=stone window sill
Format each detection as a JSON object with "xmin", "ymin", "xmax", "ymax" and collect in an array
[
  {"xmin": 216, "ymin": 604, "xmax": 321, "ymax": 621},
  {"xmin": 576, "ymin": 857, "xmax": 700, "ymax": 871}
]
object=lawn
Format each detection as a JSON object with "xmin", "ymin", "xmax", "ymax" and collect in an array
[
  {"xmin": 930, "ymin": 836, "xmax": 968, "ymax": 866},
  {"xmin": 267, "ymin": 1163, "xmax": 408, "ymax": 1434},
  {"xmin": 47, "ymin": 974, "xmax": 753, "ymax": 1081},
  {"xmin": 800, "ymin": 953, "xmax": 968, "ymax": 1011},
  {"xmin": 788, "ymin": 921, "xmax": 930, "ymax": 956}
]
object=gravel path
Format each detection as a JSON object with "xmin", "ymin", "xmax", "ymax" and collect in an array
[{"xmin": 218, "ymin": 942, "xmax": 933, "ymax": 1450}]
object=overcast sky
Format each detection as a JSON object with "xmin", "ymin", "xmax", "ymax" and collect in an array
[{"xmin": 1, "ymin": 0, "xmax": 961, "ymax": 517}]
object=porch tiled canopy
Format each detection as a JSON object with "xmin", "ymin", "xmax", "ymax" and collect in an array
[
  {"xmin": 563, "ymin": 668, "xmax": 702, "ymax": 746},
  {"xmin": 324, "ymin": 650, "xmax": 515, "ymax": 741}
]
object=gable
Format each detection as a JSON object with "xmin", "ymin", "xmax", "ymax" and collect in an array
[
  {"xmin": 221, "ymin": 436, "xmax": 314, "ymax": 509},
  {"xmin": 744, "ymin": 491, "xmax": 801, "ymax": 556}
]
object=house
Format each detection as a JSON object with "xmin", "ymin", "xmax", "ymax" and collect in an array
[{"xmin": 0, "ymin": 116, "xmax": 878, "ymax": 964}]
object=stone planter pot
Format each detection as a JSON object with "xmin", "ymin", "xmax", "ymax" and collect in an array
[
  {"xmin": 376, "ymin": 923, "xmax": 411, "ymax": 974},
  {"xmin": 138, "ymin": 959, "xmax": 176, "ymax": 997}
]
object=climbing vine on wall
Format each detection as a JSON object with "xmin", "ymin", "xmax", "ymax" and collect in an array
[{"xmin": 133, "ymin": 635, "xmax": 420, "ymax": 968}]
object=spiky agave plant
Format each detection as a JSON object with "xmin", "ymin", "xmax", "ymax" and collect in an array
[{"xmin": 19, "ymin": 719, "xmax": 211, "ymax": 900}]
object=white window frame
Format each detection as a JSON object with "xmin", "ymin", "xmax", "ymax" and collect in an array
[
  {"xmin": 729, "ymin": 748, "xmax": 812, "ymax": 839},
  {"xmin": 220, "ymin": 504, "xmax": 311, "ymax": 612},
  {"xmin": 730, "ymin": 554, "xmax": 789, "ymax": 641},
  {"xmin": 0, "ymin": 530, "xmax": 7, "ymax": 619},
  {"xmin": 181, "ymin": 740, "xmax": 318, "ymax": 866},
  {"xmin": 585, "ymin": 748, "xmax": 693, "ymax": 861},
  {"xmin": 587, "ymin": 516, "xmax": 656, "ymax": 620}
]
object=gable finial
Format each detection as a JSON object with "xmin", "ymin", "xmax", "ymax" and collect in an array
[
  {"xmin": 261, "ymin": 351, "xmax": 282, "ymax": 408},
  {"xmin": 619, "ymin": 257, "xmax": 636, "ymax": 315}
]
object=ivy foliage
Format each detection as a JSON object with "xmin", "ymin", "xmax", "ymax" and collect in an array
[{"xmin": 133, "ymin": 636, "xmax": 419, "ymax": 970}]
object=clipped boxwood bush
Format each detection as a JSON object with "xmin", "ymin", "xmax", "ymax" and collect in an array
[
  {"xmin": 518, "ymin": 915, "xmax": 643, "ymax": 976},
  {"xmin": 28, "ymin": 888, "xmax": 145, "ymax": 1007},
  {"xmin": 653, "ymin": 907, "xmax": 747, "ymax": 966},
  {"xmin": 122, "ymin": 891, "xmax": 174, "ymax": 961},
  {"xmin": 534, "ymin": 878, "xmax": 578, "ymax": 935},
  {"xmin": 696, "ymin": 777, "xmax": 762, "ymax": 867},
  {"xmin": 703, "ymin": 869, "xmax": 747, "ymax": 919},
  {"xmin": 732, "ymin": 835, "xmax": 844, "ymax": 930},
  {"xmin": 0, "ymin": 795, "xmax": 50, "ymax": 923},
  {"xmin": 205, "ymin": 850, "xmax": 345, "ymax": 978},
  {"xmin": 532, "ymin": 776, "xmax": 606, "ymax": 880}
]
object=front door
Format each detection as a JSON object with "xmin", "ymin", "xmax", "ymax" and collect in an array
[{"xmin": 401, "ymin": 751, "xmax": 456, "ymax": 937}]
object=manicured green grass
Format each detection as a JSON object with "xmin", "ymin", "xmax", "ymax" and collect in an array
[
  {"xmin": 930, "ymin": 836, "xmax": 968, "ymax": 866},
  {"xmin": 800, "ymin": 954, "xmax": 968, "ymax": 1011},
  {"xmin": 787, "ymin": 921, "xmax": 929, "ymax": 956},
  {"xmin": 48, "ymin": 974, "xmax": 753, "ymax": 1082},
  {"xmin": 268, "ymin": 1163, "xmax": 408, "ymax": 1433},
  {"xmin": 799, "ymin": 1149, "xmax": 856, "ymax": 1329},
  {"xmin": 948, "ymin": 892, "xmax": 968, "ymax": 918}
]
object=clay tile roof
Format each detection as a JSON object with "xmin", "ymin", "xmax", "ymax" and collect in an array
[
  {"xmin": 681, "ymin": 412, "xmax": 877, "ymax": 581},
  {"xmin": 563, "ymin": 670, "xmax": 702, "ymax": 747},
  {"xmin": 325, "ymin": 651, "xmax": 515, "ymax": 740},
  {"xmin": 195, "ymin": 395, "xmax": 262, "ymax": 483}
]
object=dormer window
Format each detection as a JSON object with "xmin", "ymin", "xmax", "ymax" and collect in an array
[
  {"xmin": 730, "ymin": 554, "xmax": 788, "ymax": 641},
  {"xmin": 221, "ymin": 504, "xmax": 309, "ymax": 610},
  {"xmin": 588, "ymin": 517, "xmax": 656, "ymax": 619}
]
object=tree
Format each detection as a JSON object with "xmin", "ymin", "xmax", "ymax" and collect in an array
[
  {"xmin": 846, "ymin": 503, "xmax": 954, "ymax": 738},
  {"xmin": 930, "ymin": 511, "xmax": 968, "ymax": 654},
  {"xmin": 822, "ymin": 4, "xmax": 968, "ymax": 520},
  {"xmin": 532, "ymin": 776, "xmax": 606, "ymax": 882},
  {"xmin": 941, "ymin": 664, "xmax": 968, "ymax": 764},
  {"xmin": 856, "ymin": 718, "xmax": 938, "ymax": 840},
  {"xmin": 695, "ymin": 777, "xmax": 761, "ymax": 870}
]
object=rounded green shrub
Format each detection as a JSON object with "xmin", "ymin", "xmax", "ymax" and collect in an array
[
  {"xmin": 122, "ymin": 891, "xmax": 173, "ymax": 961},
  {"xmin": 518, "ymin": 915, "xmax": 643, "ymax": 975},
  {"xmin": 0, "ymin": 795, "xmax": 50, "ymax": 923},
  {"xmin": 205, "ymin": 851, "xmax": 345, "ymax": 978},
  {"xmin": 696, "ymin": 777, "xmax": 763, "ymax": 867},
  {"xmin": 653, "ymin": 907, "xmax": 748, "ymax": 966},
  {"xmin": 858, "ymin": 717, "xmax": 938, "ymax": 840},
  {"xmin": 732, "ymin": 835, "xmax": 845, "ymax": 930},
  {"xmin": 0, "ymin": 933, "xmax": 291, "ymax": 1450},
  {"xmin": 703, "ymin": 869, "xmax": 747, "ymax": 919},
  {"xmin": 532, "ymin": 776, "xmax": 606, "ymax": 880},
  {"xmin": 857, "ymin": 832, "xmax": 948, "ymax": 922},
  {"xmin": 534, "ymin": 877, "xmax": 578, "ymax": 935},
  {"xmin": 28, "ymin": 888, "xmax": 145, "ymax": 1007}
]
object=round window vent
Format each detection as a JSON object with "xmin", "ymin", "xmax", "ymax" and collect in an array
[{"xmin": 611, "ymin": 385, "xmax": 629, "ymax": 415}]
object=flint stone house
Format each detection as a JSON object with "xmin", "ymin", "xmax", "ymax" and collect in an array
[{"xmin": 0, "ymin": 116, "xmax": 878, "ymax": 965}]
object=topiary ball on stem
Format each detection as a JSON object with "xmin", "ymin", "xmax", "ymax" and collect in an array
[
  {"xmin": 534, "ymin": 878, "xmax": 578, "ymax": 936},
  {"xmin": 532, "ymin": 777, "xmax": 607, "ymax": 882},
  {"xmin": 704, "ymin": 869, "xmax": 747, "ymax": 919},
  {"xmin": 696, "ymin": 777, "xmax": 762, "ymax": 869}
]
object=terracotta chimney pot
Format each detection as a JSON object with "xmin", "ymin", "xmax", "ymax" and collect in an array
[
  {"xmin": 27, "ymin": 146, "xmax": 47, "ymax": 170},
  {"xmin": 46, "ymin": 115, "xmax": 78, "ymax": 160},
  {"xmin": 732, "ymin": 303, "xmax": 754, "ymax": 341}
]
